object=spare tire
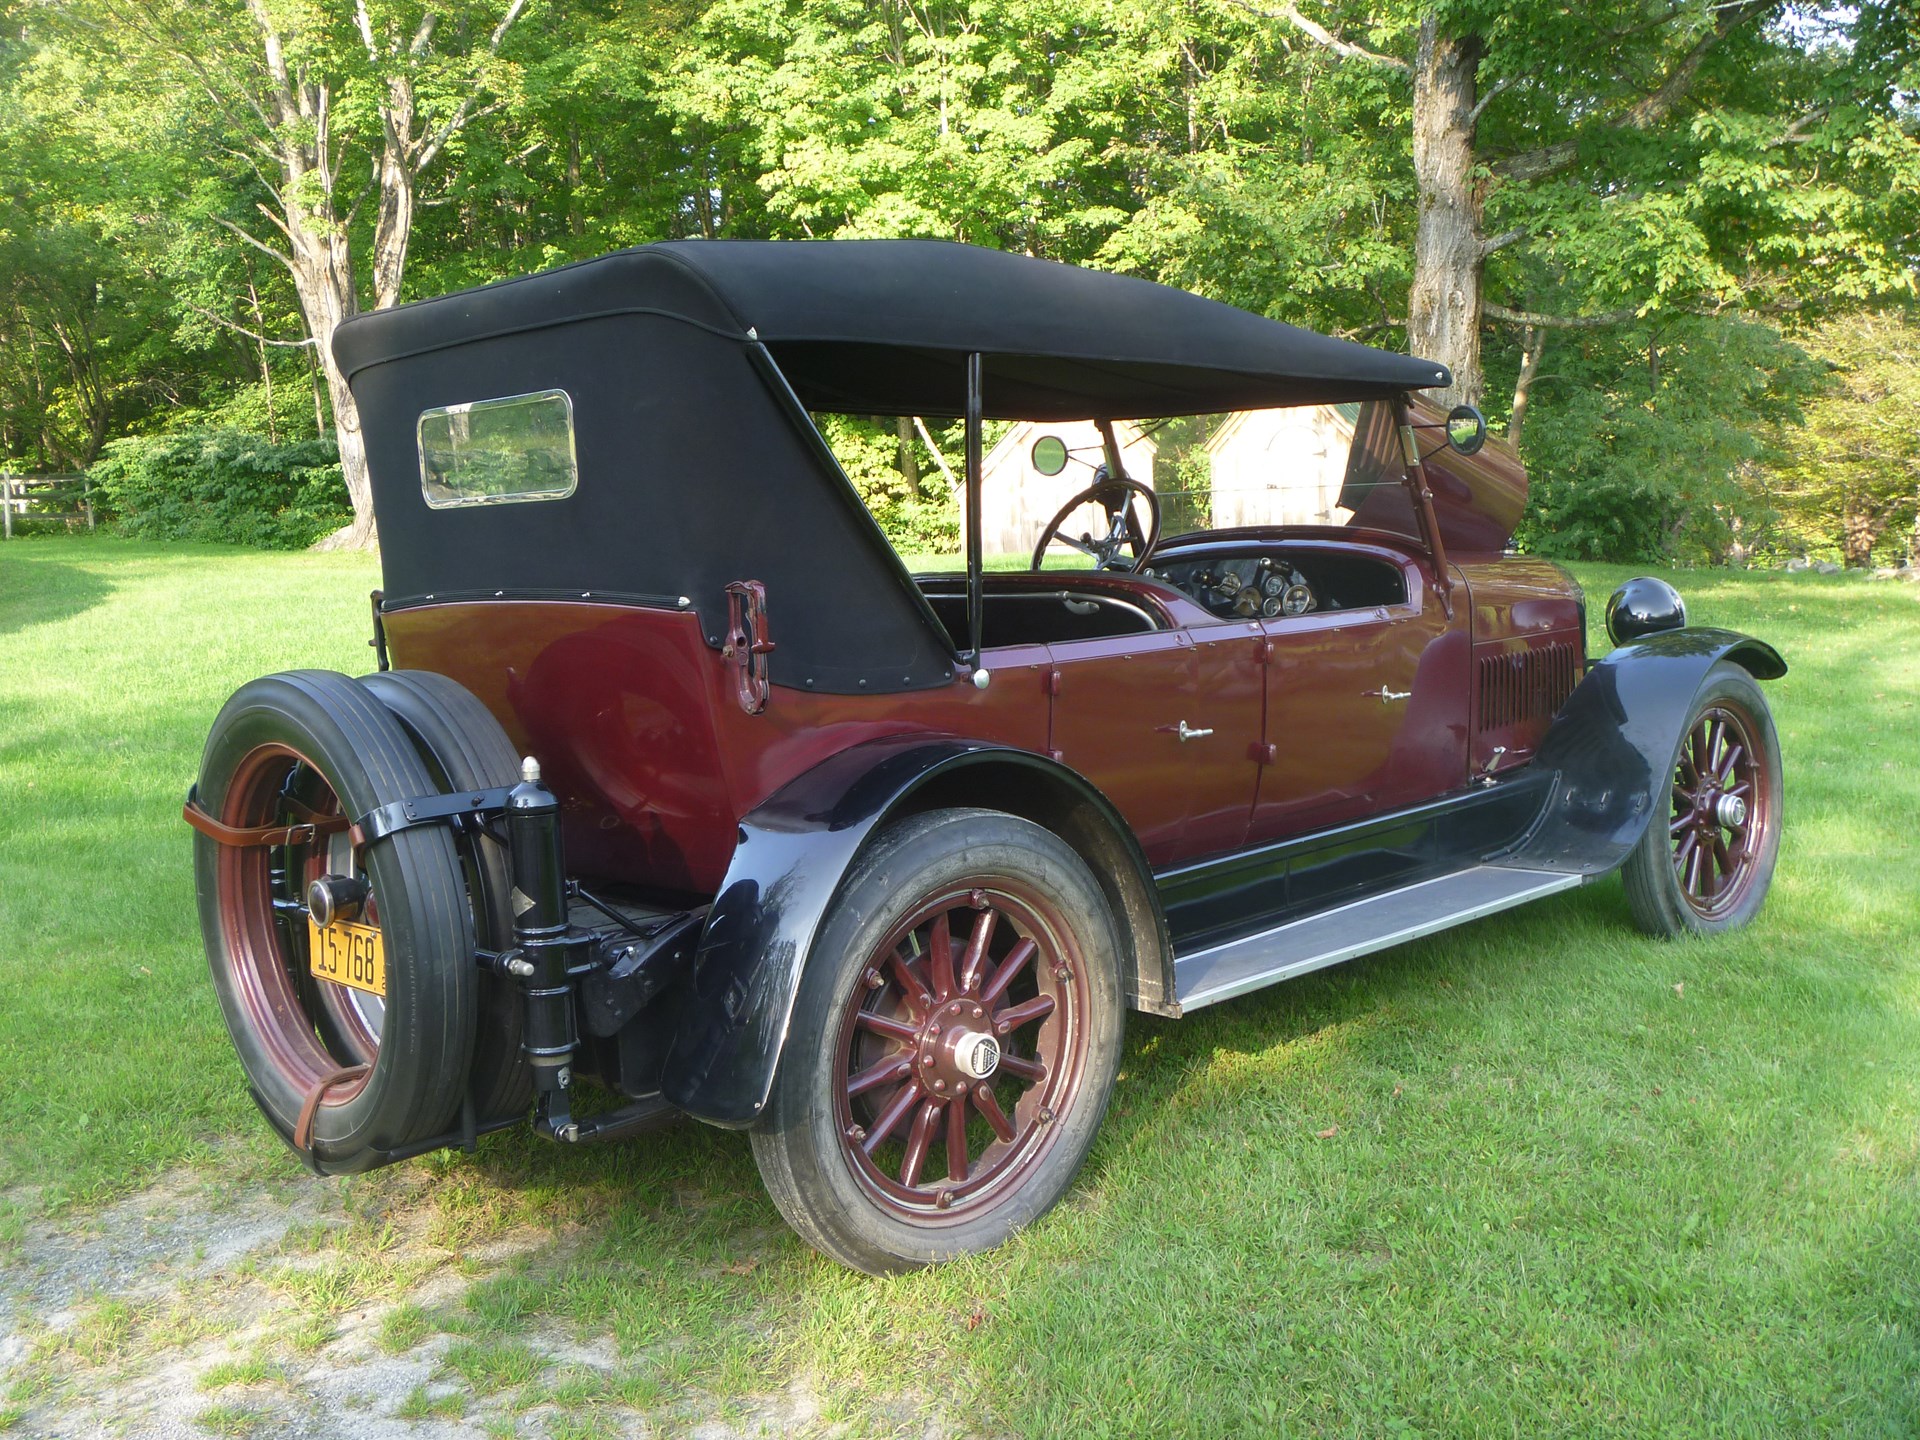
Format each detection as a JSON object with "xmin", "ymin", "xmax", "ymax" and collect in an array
[
  {"xmin": 193, "ymin": 670, "xmax": 476, "ymax": 1172},
  {"xmin": 359, "ymin": 670, "xmax": 532, "ymax": 1117}
]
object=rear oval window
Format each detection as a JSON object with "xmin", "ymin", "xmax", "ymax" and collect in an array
[{"xmin": 417, "ymin": 389, "xmax": 578, "ymax": 509}]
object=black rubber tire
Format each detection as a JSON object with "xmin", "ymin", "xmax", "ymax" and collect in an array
[
  {"xmin": 194, "ymin": 670, "xmax": 476, "ymax": 1171},
  {"xmin": 359, "ymin": 670, "xmax": 532, "ymax": 1118},
  {"xmin": 750, "ymin": 808, "xmax": 1124, "ymax": 1274},
  {"xmin": 1621, "ymin": 662, "xmax": 1784, "ymax": 938}
]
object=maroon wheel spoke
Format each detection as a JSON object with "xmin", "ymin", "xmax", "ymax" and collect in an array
[
  {"xmin": 973, "ymin": 1082, "xmax": 1016, "ymax": 1143},
  {"xmin": 1674, "ymin": 831, "xmax": 1697, "ymax": 876},
  {"xmin": 997, "ymin": 1053, "xmax": 1047, "ymax": 1084},
  {"xmin": 856, "ymin": 1010, "xmax": 918, "ymax": 1045},
  {"xmin": 980, "ymin": 938, "xmax": 1036, "ymax": 1007},
  {"xmin": 959, "ymin": 908, "xmax": 998, "ymax": 994},
  {"xmin": 900, "ymin": 1100, "xmax": 941, "ymax": 1188},
  {"xmin": 1724, "ymin": 781, "xmax": 1752, "ymax": 801},
  {"xmin": 994, "ymin": 994, "xmax": 1055, "ymax": 1034},
  {"xmin": 887, "ymin": 948, "xmax": 932, "ymax": 1009},
  {"xmin": 1710, "ymin": 834, "xmax": 1732, "ymax": 884},
  {"xmin": 862, "ymin": 1081, "xmax": 924, "ymax": 1154},
  {"xmin": 928, "ymin": 912, "xmax": 957, "ymax": 1001},
  {"xmin": 946, "ymin": 1098, "xmax": 970, "ymax": 1182},
  {"xmin": 1669, "ymin": 813, "xmax": 1692, "ymax": 835},
  {"xmin": 1715, "ymin": 742, "xmax": 1744, "ymax": 785},
  {"xmin": 1684, "ymin": 840, "xmax": 1707, "ymax": 897},
  {"xmin": 848, "ymin": 1054, "xmax": 912, "ymax": 1098}
]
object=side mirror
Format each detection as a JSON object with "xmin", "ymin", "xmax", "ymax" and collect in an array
[
  {"xmin": 1446, "ymin": 404, "xmax": 1487, "ymax": 456},
  {"xmin": 1030, "ymin": 434, "xmax": 1069, "ymax": 477}
]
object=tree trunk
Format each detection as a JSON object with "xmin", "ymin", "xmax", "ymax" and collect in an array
[
  {"xmin": 1406, "ymin": 20, "xmax": 1485, "ymax": 409},
  {"xmin": 287, "ymin": 225, "xmax": 377, "ymax": 550},
  {"xmin": 1508, "ymin": 324, "xmax": 1544, "ymax": 452},
  {"xmin": 895, "ymin": 414, "xmax": 920, "ymax": 491}
]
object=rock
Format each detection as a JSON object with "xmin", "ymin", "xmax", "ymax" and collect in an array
[
  {"xmin": 1813, "ymin": 561, "xmax": 1842, "ymax": 575},
  {"xmin": 1785, "ymin": 557, "xmax": 1811, "ymax": 572}
]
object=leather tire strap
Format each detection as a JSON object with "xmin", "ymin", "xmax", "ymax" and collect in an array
[
  {"xmin": 292, "ymin": 1064, "xmax": 372, "ymax": 1154},
  {"xmin": 182, "ymin": 792, "xmax": 352, "ymax": 849}
]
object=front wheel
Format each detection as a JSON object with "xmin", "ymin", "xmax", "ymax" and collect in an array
[
  {"xmin": 751, "ymin": 808, "xmax": 1124, "ymax": 1274},
  {"xmin": 1621, "ymin": 662, "xmax": 1783, "ymax": 936}
]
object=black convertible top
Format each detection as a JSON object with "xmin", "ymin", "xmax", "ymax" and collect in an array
[
  {"xmin": 336, "ymin": 241, "xmax": 1449, "ymax": 694},
  {"xmin": 335, "ymin": 240, "xmax": 1449, "ymax": 420}
]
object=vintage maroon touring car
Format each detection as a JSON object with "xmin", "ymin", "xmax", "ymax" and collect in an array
[{"xmin": 187, "ymin": 240, "xmax": 1784, "ymax": 1272}]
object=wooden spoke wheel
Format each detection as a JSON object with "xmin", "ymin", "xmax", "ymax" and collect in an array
[
  {"xmin": 834, "ymin": 885, "xmax": 1089, "ymax": 1220},
  {"xmin": 752, "ymin": 808, "xmax": 1123, "ymax": 1273},
  {"xmin": 1623, "ymin": 663, "xmax": 1782, "ymax": 937}
]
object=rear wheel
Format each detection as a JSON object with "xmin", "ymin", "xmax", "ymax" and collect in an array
[
  {"xmin": 751, "ymin": 808, "xmax": 1123, "ymax": 1274},
  {"xmin": 1621, "ymin": 663, "xmax": 1783, "ymax": 937},
  {"xmin": 194, "ymin": 671, "xmax": 478, "ymax": 1171}
]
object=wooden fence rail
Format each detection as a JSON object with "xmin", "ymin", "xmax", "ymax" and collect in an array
[{"xmin": 0, "ymin": 475, "xmax": 94, "ymax": 539}]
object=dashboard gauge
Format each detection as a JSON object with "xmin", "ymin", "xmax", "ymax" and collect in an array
[
  {"xmin": 1261, "ymin": 596, "xmax": 1283, "ymax": 617},
  {"xmin": 1261, "ymin": 570, "xmax": 1288, "ymax": 598},
  {"xmin": 1280, "ymin": 582, "xmax": 1315, "ymax": 617}
]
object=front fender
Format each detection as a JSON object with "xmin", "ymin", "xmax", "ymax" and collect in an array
[
  {"xmin": 1511, "ymin": 626, "xmax": 1785, "ymax": 874},
  {"xmin": 660, "ymin": 736, "xmax": 1156, "ymax": 1127}
]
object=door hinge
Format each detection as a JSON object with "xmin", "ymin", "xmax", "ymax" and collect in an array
[
  {"xmin": 1255, "ymin": 638, "xmax": 1274, "ymax": 664},
  {"xmin": 1248, "ymin": 741, "xmax": 1277, "ymax": 765},
  {"xmin": 1045, "ymin": 668, "xmax": 1062, "ymax": 696},
  {"xmin": 723, "ymin": 580, "xmax": 775, "ymax": 715}
]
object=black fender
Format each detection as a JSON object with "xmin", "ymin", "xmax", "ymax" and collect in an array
[
  {"xmin": 1510, "ymin": 627, "xmax": 1785, "ymax": 875},
  {"xmin": 659, "ymin": 736, "xmax": 1168, "ymax": 1127}
]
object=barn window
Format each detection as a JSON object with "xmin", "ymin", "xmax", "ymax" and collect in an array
[{"xmin": 417, "ymin": 390, "xmax": 578, "ymax": 509}]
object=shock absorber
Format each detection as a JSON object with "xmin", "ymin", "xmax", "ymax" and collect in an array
[{"xmin": 505, "ymin": 755, "xmax": 580, "ymax": 1141}]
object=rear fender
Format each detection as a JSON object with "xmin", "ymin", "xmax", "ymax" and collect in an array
[
  {"xmin": 660, "ymin": 736, "xmax": 1167, "ymax": 1127},
  {"xmin": 1511, "ymin": 627, "xmax": 1785, "ymax": 874}
]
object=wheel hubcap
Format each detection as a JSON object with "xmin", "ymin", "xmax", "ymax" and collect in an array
[{"xmin": 833, "ymin": 885, "xmax": 1087, "ymax": 1221}]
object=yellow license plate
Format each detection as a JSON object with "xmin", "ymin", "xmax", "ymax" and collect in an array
[{"xmin": 307, "ymin": 916, "xmax": 386, "ymax": 998}]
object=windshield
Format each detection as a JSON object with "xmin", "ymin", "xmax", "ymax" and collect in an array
[{"xmin": 817, "ymin": 401, "xmax": 1419, "ymax": 573}]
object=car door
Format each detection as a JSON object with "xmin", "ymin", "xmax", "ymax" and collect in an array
[
  {"xmin": 1047, "ymin": 624, "xmax": 1265, "ymax": 867},
  {"xmin": 1251, "ymin": 559, "xmax": 1470, "ymax": 844}
]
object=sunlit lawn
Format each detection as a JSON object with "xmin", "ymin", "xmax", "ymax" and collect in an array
[{"xmin": 1, "ymin": 537, "xmax": 1916, "ymax": 1435}]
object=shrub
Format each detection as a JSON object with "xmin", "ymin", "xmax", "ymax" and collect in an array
[{"xmin": 88, "ymin": 430, "xmax": 349, "ymax": 549}]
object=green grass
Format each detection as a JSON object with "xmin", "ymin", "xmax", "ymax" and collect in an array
[{"xmin": 3, "ymin": 536, "xmax": 1918, "ymax": 1435}]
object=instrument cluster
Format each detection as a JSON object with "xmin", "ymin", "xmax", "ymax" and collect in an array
[{"xmin": 1149, "ymin": 555, "xmax": 1318, "ymax": 620}]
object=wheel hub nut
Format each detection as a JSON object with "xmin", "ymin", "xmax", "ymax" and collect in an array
[{"xmin": 1714, "ymin": 792, "xmax": 1748, "ymax": 828}]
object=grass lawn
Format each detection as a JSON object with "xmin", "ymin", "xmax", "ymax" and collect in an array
[{"xmin": 2, "ymin": 536, "xmax": 1917, "ymax": 1435}]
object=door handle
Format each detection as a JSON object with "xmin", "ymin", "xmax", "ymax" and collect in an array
[
  {"xmin": 1364, "ymin": 687, "xmax": 1411, "ymax": 703},
  {"xmin": 1157, "ymin": 719, "xmax": 1214, "ymax": 742}
]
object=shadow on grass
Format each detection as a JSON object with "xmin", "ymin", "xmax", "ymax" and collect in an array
[{"xmin": 0, "ymin": 552, "xmax": 115, "ymax": 640}]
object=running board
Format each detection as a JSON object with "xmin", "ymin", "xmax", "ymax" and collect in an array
[{"xmin": 1172, "ymin": 864, "xmax": 1582, "ymax": 1012}]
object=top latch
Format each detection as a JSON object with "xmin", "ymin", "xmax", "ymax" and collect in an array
[{"xmin": 723, "ymin": 580, "xmax": 775, "ymax": 714}]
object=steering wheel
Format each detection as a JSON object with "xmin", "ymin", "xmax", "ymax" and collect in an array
[{"xmin": 1029, "ymin": 474, "xmax": 1162, "ymax": 573}]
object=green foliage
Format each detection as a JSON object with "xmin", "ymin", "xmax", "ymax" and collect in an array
[
  {"xmin": 1516, "ymin": 319, "xmax": 1821, "ymax": 564},
  {"xmin": 1763, "ymin": 310, "xmax": 1920, "ymax": 567},
  {"xmin": 2, "ymin": 0, "xmax": 1915, "ymax": 560},
  {"xmin": 816, "ymin": 413, "xmax": 959, "ymax": 553},
  {"xmin": 88, "ymin": 431, "xmax": 350, "ymax": 550}
]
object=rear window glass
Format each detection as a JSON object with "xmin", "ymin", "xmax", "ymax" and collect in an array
[{"xmin": 418, "ymin": 390, "xmax": 578, "ymax": 509}]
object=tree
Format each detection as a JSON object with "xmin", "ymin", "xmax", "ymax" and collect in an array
[
  {"xmin": 56, "ymin": 0, "xmax": 534, "ymax": 547},
  {"xmin": 1766, "ymin": 310, "xmax": 1920, "ymax": 567},
  {"xmin": 1236, "ymin": 2, "xmax": 1919, "ymax": 410}
]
